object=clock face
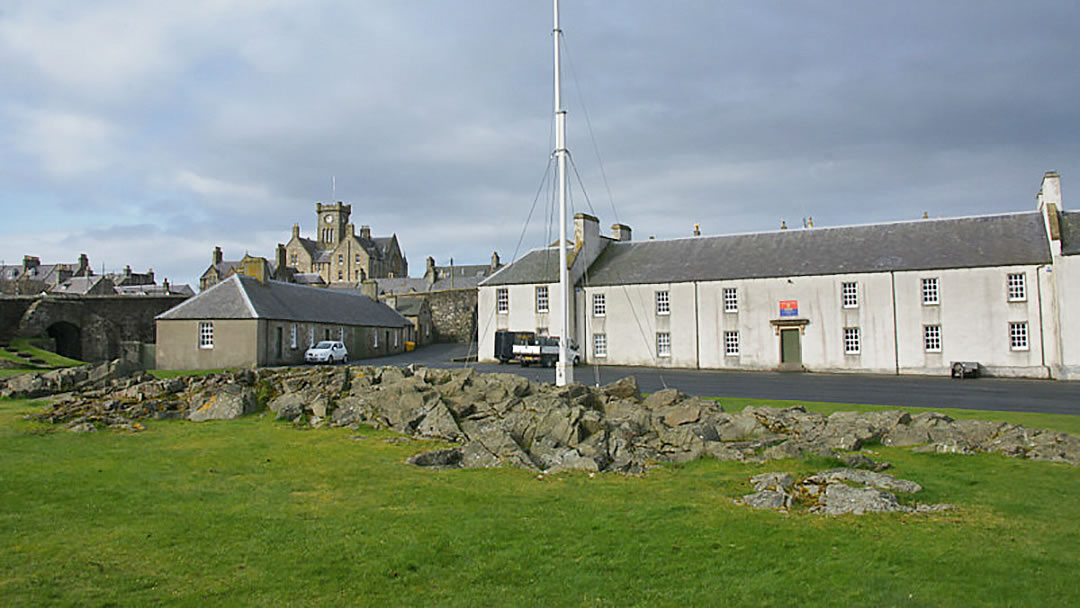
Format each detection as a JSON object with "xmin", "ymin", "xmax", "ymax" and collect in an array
[{"xmin": 325, "ymin": 215, "xmax": 332, "ymax": 223}]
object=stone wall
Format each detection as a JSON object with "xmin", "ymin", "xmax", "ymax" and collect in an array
[
  {"xmin": 424, "ymin": 288, "xmax": 478, "ymax": 344},
  {"xmin": 11, "ymin": 294, "xmax": 188, "ymax": 361},
  {"xmin": 0, "ymin": 297, "xmax": 36, "ymax": 341}
]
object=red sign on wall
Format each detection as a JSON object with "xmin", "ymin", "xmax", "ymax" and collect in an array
[{"xmin": 779, "ymin": 300, "xmax": 799, "ymax": 317}]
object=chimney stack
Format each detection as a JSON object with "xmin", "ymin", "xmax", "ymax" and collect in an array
[
  {"xmin": 611, "ymin": 224, "xmax": 632, "ymax": 242},
  {"xmin": 425, "ymin": 256, "xmax": 436, "ymax": 285},
  {"xmin": 77, "ymin": 253, "xmax": 89, "ymax": 276},
  {"xmin": 163, "ymin": 278, "xmax": 170, "ymax": 294},
  {"xmin": 574, "ymin": 213, "xmax": 599, "ymax": 250},
  {"xmin": 693, "ymin": 223, "xmax": 701, "ymax": 237},
  {"xmin": 213, "ymin": 246, "xmax": 223, "ymax": 266},
  {"xmin": 1039, "ymin": 171, "xmax": 1063, "ymax": 211},
  {"xmin": 292, "ymin": 224, "xmax": 300, "ymax": 239},
  {"xmin": 124, "ymin": 265, "xmax": 132, "ymax": 277},
  {"xmin": 276, "ymin": 243, "xmax": 287, "ymax": 274},
  {"xmin": 360, "ymin": 225, "xmax": 371, "ymax": 240},
  {"xmin": 490, "ymin": 251, "xmax": 501, "ymax": 271}
]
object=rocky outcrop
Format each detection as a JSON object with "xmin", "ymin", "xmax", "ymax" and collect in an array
[
  {"xmin": 18, "ymin": 365, "xmax": 1080, "ymax": 471},
  {"xmin": 740, "ymin": 469, "xmax": 953, "ymax": 515}
]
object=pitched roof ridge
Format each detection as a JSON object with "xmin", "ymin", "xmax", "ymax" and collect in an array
[
  {"xmin": 233, "ymin": 275, "xmax": 259, "ymax": 317},
  {"xmin": 156, "ymin": 275, "xmax": 239, "ymax": 319}
]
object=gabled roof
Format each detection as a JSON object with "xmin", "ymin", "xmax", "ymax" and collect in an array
[
  {"xmin": 202, "ymin": 261, "xmax": 240, "ymax": 279},
  {"xmin": 584, "ymin": 212, "xmax": 1052, "ymax": 286},
  {"xmin": 483, "ymin": 212, "xmax": 1053, "ymax": 288},
  {"xmin": 394, "ymin": 298, "xmax": 428, "ymax": 316},
  {"xmin": 1061, "ymin": 211, "xmax": 1080, "ymax": 256},
  {"xmin": 480, "ymin": 248, "xmax": 563, "ymax": 286},
  {"xmin": 48, "ymin": 275, "xmax": 110, "ymax": 295},
  {"xmin": 157, "ymin": 274, "xmax": 410, "ymax": 327}
]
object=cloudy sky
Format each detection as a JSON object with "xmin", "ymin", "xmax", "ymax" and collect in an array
[{"xmin": 2, "ymin": 1, "xmax": 1078, "ymax": 289}]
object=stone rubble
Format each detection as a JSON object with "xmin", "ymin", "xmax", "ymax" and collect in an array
[
  {"xmin": 8, "ymin": 364, "xmax": 1080, "ymax": 474},
  {"xmin": 739, "ymin": 469, "xmax": 954, "ymax": 515}
]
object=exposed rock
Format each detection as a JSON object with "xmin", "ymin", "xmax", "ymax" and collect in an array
[
  {"xmin": 741, "ymin": 467, "xmax": 949, "ymax": 516},
  {"xmin": 406, "ymin": 448, "xmax": 462, "ymax": 469},
  {"xmin": 187, "ymin": 386, "xmax": 258, "ymax": 422}
]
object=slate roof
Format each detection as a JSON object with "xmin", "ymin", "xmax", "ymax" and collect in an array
[
  {"xmin": 394, "ymin": 298, "xmax": 427, "ymax": 316},
  {"xmin": 484, "ymin": 212, "xmax": 1053, "ymax": 287},
  {"xmin": 157, "ymin": 274, "xmax": 410, "ymax": 327},
  {"xmin": 374, "ymin": 271, "xmax": 490, "ymax": 295},
  {"xmin": 48, "ymin": 276, "xmax": 111, "ymax": 295},
  {"xmin": 480, "ymin": 248, "xmax": 563, "ymax": 286},
  {"xmin": 1061, "ymin": 211, "xmax": 1080, "ymax": 256}
]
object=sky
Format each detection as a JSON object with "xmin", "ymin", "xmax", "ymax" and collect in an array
[{"xmin": 2, "ymin": 1, "xmax": 1078, "ymax": 289}]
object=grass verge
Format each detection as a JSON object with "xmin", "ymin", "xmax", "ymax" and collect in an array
[{"xmin": 0, "ymin": 396, "xmax": 1077, "ymax": 606}]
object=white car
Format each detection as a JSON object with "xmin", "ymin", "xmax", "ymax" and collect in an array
[{"xmin": 304, "ymin": 341, "xmax": 348, "ymax": 364}]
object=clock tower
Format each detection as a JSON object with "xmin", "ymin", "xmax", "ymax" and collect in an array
[{"xmin": 316, "ymin": 202, "xmax": 350, "ymax": 247}]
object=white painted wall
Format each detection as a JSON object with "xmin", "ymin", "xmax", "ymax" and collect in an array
[{"xmin": 478, "ymin": 282, "xmax": 567, "ymax": 362}]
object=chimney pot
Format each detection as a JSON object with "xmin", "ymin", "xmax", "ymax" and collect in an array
[{"xmin": 611, "ymin": 224, "xmax": 632, "ymax": 242}]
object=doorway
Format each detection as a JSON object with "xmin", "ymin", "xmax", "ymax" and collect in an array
[
  {"xmin": 46, "ymin": 322, "xmax": 82, "ymax": 361},
  {"xmin": 779, "ymin": 328, "xmax": 802, "ymax": 370}
]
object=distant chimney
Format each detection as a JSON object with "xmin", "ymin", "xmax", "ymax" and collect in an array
[
  {"xmin": 1038, "ymin": 171, "xmax": 1063, "ymax": 211},
  {"xmin": 693, "ymin": 223, "xmax": 701, "ymax": 237},
  {"xmin": 276, "ymin": 243, "xmax": 287, "ymax": 273},
  {"xmin": 360, "ymin": 279, "xmax": 378, "ymax": 299},
  {"xmin": 292, "ymin": 224, "xmax": 300, "ymax": 239},
  {"xmin": 213, "ymin": 246, "xmax": 223, "ymax": 266},
  {"xmin": 163, "ymin": 278, "xmax": 170, "ymax": 294},
  {"xmin": 22, "ymin": 256, "xmax": 40, "ymax": 272},
  {"xmin": 490, "ymin": 251, "xmax": 501, "ymax": 271},
  {"xmin": 124, "ymin": 265, "xmax": 132, "ymax": 277},
  {"xmin": 780, "ymin": 221, "xmax": 788, "ymax": 230},
  {"xmin": 611, "ymin": 223, "xmax": 632, "ymax": 242},
  {"xmin": 360, "ymin": 225, "xmax": 371, "ymax": 240},
  {"xmin": 808, "ymin": 217, "xmax": 814, "ymax": 228},
  {"xmin": 77, "ymin": 253, "xmax": 89, "ymax": 276},
  {"xmin": 425, "ymin": 256, "xmax": 436, "ymax": 284},
  {"xmin": 147, "ymin": 269, "xmax": 154, "ymax": 283},
  {"xmin": 573, "ymin": 213, "xmax": 599, "ymax": 250}
]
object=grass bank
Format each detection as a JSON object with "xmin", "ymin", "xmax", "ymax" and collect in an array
[{"xmin": 1, "ymin": 397, "xmax": 1078, "ymax": 606}]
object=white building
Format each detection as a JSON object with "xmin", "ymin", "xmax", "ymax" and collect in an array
[{"xmin": 479, "ymin": 172, "xmax": 1080, "ymax": 380}]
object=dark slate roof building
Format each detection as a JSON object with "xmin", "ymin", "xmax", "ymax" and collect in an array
[{"xmin": 159, "ymin": 274, "xmax": 410, "ymax": 328}]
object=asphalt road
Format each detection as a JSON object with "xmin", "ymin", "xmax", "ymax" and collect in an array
[{"xmin": 356, "ymin": 344, "xmax": 1080, "ymax": 416}]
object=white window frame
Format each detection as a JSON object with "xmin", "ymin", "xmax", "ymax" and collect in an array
[
  {"xmin": 843, "ymin": 327, "xmax": 861, "ymax": 354},
  {"xmin": 394, "ymin": 330, "xmax": 399, "ymax": 347},
  {"xmin": 656, "ymin": 332, "xmax": 671, "ymax": 357},
  {"xmin": 655, "ymin": 290, "xmax": 670, "ymax": 315},
  {"xmin": 1009, "ymin": 322, "xmax": 1029, "ymax": 351},
  {"xmin": 722, "ymin": 287, "xmax": 738, "ymax": 313},
  {"xmin": 921, "ymin": 278, "xmax": 939, "ymax": 305},
  {"xmin": 496, "ymin": 288, "xmax": 509, "ymax": 314},
  {"xmin": 593, "ymin": 333, "xmax": 607, "ymax": 358},
  {"xmin": 308, "ymin": 326, "xmax": 315, "ymax": 347},
  {"xmin": 290, "ymin": 324, "xmax": 298, "ymax": 349},
  {"xmin": 536, "ymin": 286, "xmax": 549, "ymax": 313},
  {"xmin": 723, "ymin": 330, "xmax": 739, "ymax": 356},
  {"xmin": 593, "ymin": 293, "xmax": 606, "ymax": 317},
  {"xmin": 1007, "ymin": 273, "xmax": 1026, "ymax": 302},
  {"xmin": 923, "ymin": 325, "xmax": 942, "ymax": 353},
  {"xmin": 198, "ymin": 322, "xmax": 214, "ymax": 349},
  {"xmin": 373, "ymin": 330, "xmax": 379, "ymax": 348},
  {"xmin": 841, "ymin": 282, "xmax": 858, "ymax": 308}
]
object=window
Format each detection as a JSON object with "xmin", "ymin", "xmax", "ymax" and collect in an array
[
  {"xmin": 290, "ymin": 253, "xmax": 297, "ymax": 265},
  {"xmin": 355, "ymin": 254, "xmax": 361, "ymax": 264},
  {"xmin": 198, "ymin": 322, "xmax": 213, "ymax": 349},
  {"xmin": 593, "ymin": 333, "xmax": 607, "ymax": 357},
  {"xmin": 924, "ymin": 325, "xmax": 941, "ymax": 352},
  {"xmin": 593, "ymin": 293, "xmax": 606, "ymax": 316},
  {"xmin": 308, "ymin": 326, "xmax": 315, "ymax": 347},
  {"xmin": 723, "ymin": 288, "xmax": 738, "ymax": 313},
  {"xmin": 290, "ymin": 324, "xmax": 298, "ymax": 349},
  {"xmin": 844, "ymin": 327, "xmax": 861, "ymax": 354},
  {"xmin": 841, "ymin": 282, "xmax": 858, "ymax": 308},
  {"xmin": 656, "ymin": 332, "xmax": 671, "ymax": 357},
  {"xmin": 922, "ymin": 278, "xmax": 939, "ymax": 305},
  {"xmin": 337, "ymin": 271, "xmax": 343, "ymax": 280},
  {"xmin": 496, "ymin": 288, "xmax": 509, "ymax": 313},
  {"xmin": 536, "ymin": 286, "xmax": 549, "ymax": 312},
  {"xmin": 1007, "ymin": 273, "xmax": 1026, "ymax": 302},
  {"xmin": 656, "ymin": 290, "xmax": 670, "ymax": 315},
  {"xmin": 1009, "ymin": 322, "xmax": 1029, "ymax": 351},
  {"xmin": 724, "ymin": 330, "xmax": 739, "ymax": 356},
  {"xmin": 394, "ymin": 331, "xmax": 399, "ymax": 347},
  {"xmin": 373, "ymin": 330, "xmax": 379, "ymax": 348},
  {"xmin": 338, "ymin": 254, "xmax": 343, "ymax": 264}
]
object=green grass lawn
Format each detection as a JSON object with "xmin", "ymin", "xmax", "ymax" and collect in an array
[{"xmin": 1, "ymin": 396, "xmax": 1078, "ymax": 606}]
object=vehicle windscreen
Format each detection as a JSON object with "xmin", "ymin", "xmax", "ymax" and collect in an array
[{"xmin": 314, "ymin": 341, "xmax": 335, "ymax": 349}]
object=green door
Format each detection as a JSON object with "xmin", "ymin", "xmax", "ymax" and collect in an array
[{"xmin": 781, "ymin": 329, "xmax": 801, "ymax": 364}]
